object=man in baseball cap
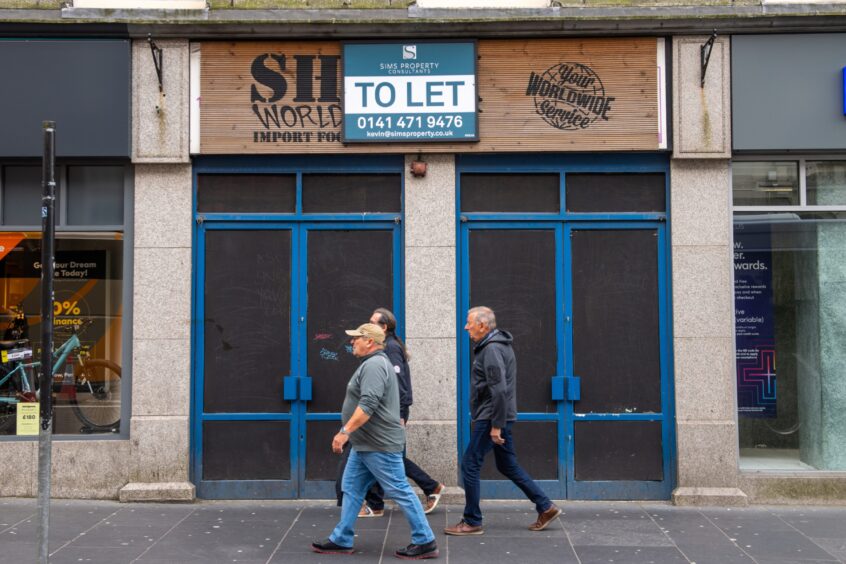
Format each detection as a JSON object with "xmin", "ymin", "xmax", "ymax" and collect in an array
[{"xmin": 312, "ymin": 321, "xmax": 438, "ymax": 560}]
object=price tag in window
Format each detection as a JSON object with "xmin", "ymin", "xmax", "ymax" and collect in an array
[{"xmin": 16, "ymin": 403, "xmax": 39, "ymax": 436}]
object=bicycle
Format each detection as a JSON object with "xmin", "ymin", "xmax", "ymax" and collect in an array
[{"xmin": 0, "ymin": 309, "xmax": 122, "ymax": 434}]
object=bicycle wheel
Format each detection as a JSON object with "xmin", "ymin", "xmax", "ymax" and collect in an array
[
  {"xmin": 0, "ymin": 365, "xmax": 20, "ymax": 433},
  {"xmin": 0, "ymin": 400, "xmax": 15, "ymax": 433},
  {"xmin": 70, "ymin": 359, "xmax": 122, "ymax": 432}
]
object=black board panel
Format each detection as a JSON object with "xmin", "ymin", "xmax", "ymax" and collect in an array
[
  {"xmin": 198, "ymin": 174, "xmax": 296, "ymax": 213},
  {"xmin": 204, "ymin": 230, "xmax": 291, "ymax": 413},
  {"xmin": 203, "ymin": 420, "xmax": 291, "ymax": 481},
  {"xmin": 461, "ymin": 174, "xmax": 560, "ymax": 213},
  {"xmin": 306, "ymin": 420, "xmax": 344, "ymax": 480},
  {"xmin": 572, "ymin": 229, "xmax": 661, "ymax": 414},
  {"xmin": 480, "ymin": 421, "xmax": 558, "ymax": 480},
  {"xmin": 574, "ymin": 421, "xmax": 663, "ymax": 481},
  {"xmin": 307, "ymin": 229, "xmax": 393, "ymax": 413},
  {"xmin": 566, "ymin": 173, "xmax": 666, "ymax": 213},
  {"xmin": 469, "ymin": 229, "xmax": 557, "ymax": 413},
  {"xmin": 302, "ymin": 174, "xmax": 401, "ymax": 213}
]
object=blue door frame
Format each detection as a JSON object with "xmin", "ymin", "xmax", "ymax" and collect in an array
[
  {"xmin": 191, "ymin": 156, "xmax": 404, "ymax": 499},
  {"xmin": 456, "ymin": 153, "xmax": 676, "ymax": 501}
]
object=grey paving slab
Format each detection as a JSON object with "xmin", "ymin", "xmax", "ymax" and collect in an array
[
  {"xmin": 806, "ymin": 538, "xmax": 846, "ymax": 562},
  {"xmin": 4, "ymin": 500, "xmax": 846, "ymax": 563},
  {"xmin": 644, "ymin": 508, "xmax": 756, "ymax": 564},
  {"xmin": 0, "ymin": 541, "xmax": 39, "ymax": 564},
  {"xmin": 0, "ymin": 501, "xmax": 35, "ymax": 531},
  {"xmin": 701, "ymin": 508, "xmax": 841, "ymax": 562},
  {"xmin": 137, "ymin": 518, "xmax": 290, "ymax": 563},
  {"xmin": 446, "ymin": 535, "xmax": 580, "ymax": 564},
  {"xmin": 573, "ymin": 545, "xmax": 690, "ymax": 564},
  {"xmin": 49, "ymin": 545, "xmax": 149, "ymax": 564},
  {"xmin": 773, "ymin": 507, "xmax": 846, "ymax": 538}
]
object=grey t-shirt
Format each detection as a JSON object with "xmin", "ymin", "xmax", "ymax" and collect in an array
[{"xmin": 341, "ymin": 350, "xmax": 405, "ymax": 452}]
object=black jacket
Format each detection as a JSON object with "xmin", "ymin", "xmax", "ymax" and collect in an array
[
  {"xmin": 470, "ymin": 329, "xmax": 518, "ymax": 428},
  {"xmin": 384, "ymin": 335, "xmax": 413, "ymax": 421}
]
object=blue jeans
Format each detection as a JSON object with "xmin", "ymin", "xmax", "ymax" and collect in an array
[
  {"xmin": 330, "ymin": 449, "xmax": 435, "ymax": 548},
  {"xmin": 461, "ymin": 420, "xmax": 552, "ymax": 526}
]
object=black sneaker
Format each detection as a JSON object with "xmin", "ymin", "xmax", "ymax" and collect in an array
[
  {"xmin": 311, "ymin": 538, "xmax": 354, "ymax": 554},
  {"xmin": 395, "ymin": 539, "xmax": 439, "ymax": 560}
]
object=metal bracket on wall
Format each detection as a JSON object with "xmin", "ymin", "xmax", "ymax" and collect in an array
[
  {"xmin": 148, "ymin": 34, "xmax": 164, "ymax": 112},
  {"xmin": 700, "ymin": 30, "xmax": 718, "ymax": 88}
]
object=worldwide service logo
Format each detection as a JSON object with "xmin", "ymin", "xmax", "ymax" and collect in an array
[{"xmin": 526, "ymin": 62, "xmax": 615, "ymax": 131}]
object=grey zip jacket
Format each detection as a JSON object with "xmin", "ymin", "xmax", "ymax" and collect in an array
[{"xmin": 470, "ymin": 329, "xmax": 518, "ymax": 429}]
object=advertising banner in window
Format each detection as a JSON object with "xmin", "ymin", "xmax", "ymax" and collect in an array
[
  {"xmin": 342, "ymin": 42, "xmax": 477, "ymax": 143},
  {"xmin": 734, "ymin": 222, "xmax": 777, "ymax": 418},
  {"xmin": 195, "ymin": 38, "xmax": 664, "ymax": 154},
  {"xmin": 0, "ymin": 233, "xmax": 123, "ymax": 436}
]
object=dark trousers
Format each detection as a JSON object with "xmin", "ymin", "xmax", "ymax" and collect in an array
[
  {"xmin": 335, "ymin": 445, "xmax": 440, "ymax": 509},
  {"xmin": 460, "ymin": 420, "xmax": 552, "ymax": 526}
]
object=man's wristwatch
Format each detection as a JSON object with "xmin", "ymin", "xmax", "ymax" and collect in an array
[{"xmin": 339, "ymin": 426, "xmax": 349, "ymax": 436}]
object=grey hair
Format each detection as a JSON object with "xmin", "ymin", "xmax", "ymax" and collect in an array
[{"xmin": 468, "ymin": 306, "xmax": 497, "ymax": 329}]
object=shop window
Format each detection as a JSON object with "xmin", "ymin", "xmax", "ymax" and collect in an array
[
  {"xmin": 733, "ymin": 158, "xmax": 846, "ymax": 471},
  {"xmin": 3, "ymin": 166, "xmax": 60, "ymax": 225},
  {"xmin": 460, "ymin": 174, "xmax": 560, "ymax": 213},
  {"xmin": 806, "ymin": 161, "xmax": 846, "ymax": 206},
  {"xmin": 67, "ymin": 166, "xmax": 124, "ymax": 225},
  {"xmin": 0, "ymin": 163, "xmax": 128, "ymax": 438},
  {"xmin": 566, "ymin": 173, "xmax": 665, "ymax": 213},
  {"xmin": 198, "ymin": 174, "xmax": 296, "ymax": 213},
  {"xmin": 302, "ymin": 174, "xmax": 401, "ymax": 214},
  {"xmin": 732, "ymin": 161, "xmax": 799, "ymax": 206}
]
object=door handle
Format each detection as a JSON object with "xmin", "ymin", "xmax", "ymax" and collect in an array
[
  {"xmin": 300, "ymin": 377, "xmax": 313, "ymax": 401},
  {"xmin": 551, "ymin": 376, "xmax": 580, "ymax": 401},
  {"xmin": 283, "ymin": 376, "xmax": 298, "ymax": 400}
]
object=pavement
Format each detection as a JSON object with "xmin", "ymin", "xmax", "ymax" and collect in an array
[{"xmin": 2, "ymin": 498, "xmax": 846, "ymax": 564}]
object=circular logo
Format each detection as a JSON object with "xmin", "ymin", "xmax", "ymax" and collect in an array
[{"xmin": 530, "ymin": 63, "xmax": 612, "ymax": 131}]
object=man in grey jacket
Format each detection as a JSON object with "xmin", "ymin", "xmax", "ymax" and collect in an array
[
  {"xmin": 445, "ymin": 306, "xmax": 561, "ymax": 536},
  {"xmin": 312, "ymin": 323, "xmax": 438, "ymax": 560}
]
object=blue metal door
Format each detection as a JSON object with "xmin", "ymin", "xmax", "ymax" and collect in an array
[
  {"xmin": 194, "ymin": 222, "xmax": 401, "ymax": 499},
  {"xmin": 192, "ymin": 156, "xmax": 404, "ymax": 499},
  {"xmin": 457, "ymin": 154, "xmax": 674, "ymax": 501}
]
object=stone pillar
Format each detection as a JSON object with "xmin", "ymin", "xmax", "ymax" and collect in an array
[
  {"xmin": 670, "ymin": 36, "xmax": 746, "ymax": 505},
  {"xmin": 119, "ymin": 39, "xmax": 194, "ymax": 502},
  {"xmin": 403, "ymin": 154, "xmax": 459, "ymax": 490}
]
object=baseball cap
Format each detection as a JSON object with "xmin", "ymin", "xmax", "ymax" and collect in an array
[{"xmin": 345, "ymin": 323, "xmax": 385, "ymax": 345}]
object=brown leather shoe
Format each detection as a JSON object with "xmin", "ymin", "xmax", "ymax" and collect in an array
[
  {"xmin": 528, "ymin": 504, "xmax": 562, "ymax": 531},
  {"xmin": 444, "ymin": 519, "xmax": 484, "ymax": 536}
]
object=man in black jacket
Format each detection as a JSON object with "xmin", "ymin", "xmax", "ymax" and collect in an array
[{"xmin": 445, "ymin": 306, "xmax": 561, "ymax": 536}]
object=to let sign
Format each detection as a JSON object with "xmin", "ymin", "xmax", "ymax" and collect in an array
[{"xmin": 342, "ymin": 42, "xmax": 478, "ymax": 143}]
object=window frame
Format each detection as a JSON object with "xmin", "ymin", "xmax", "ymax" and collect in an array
[
  {"xmin": 732, "ymin": 153, "xmax": 846, "ymax": 471},
  {"xmin": 0, "ymin": 159, "xmax": 133, "ymax": 441},
  {"xmin": 732, "ymin": 155, "xmax": 846, "ymax": 212}
]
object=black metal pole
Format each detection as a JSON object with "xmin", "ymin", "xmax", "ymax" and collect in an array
[{"xmin": 36, "ymin": 120, "xmax": 56, "ymax": 564}]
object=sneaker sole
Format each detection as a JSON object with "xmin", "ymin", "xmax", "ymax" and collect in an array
[
  {"xmin": 395, "ymin": 550, "xmax": 439, "ymax": 560},
  {"xmin": 443, "ymin": 529, "xmax": 484, "ymax": 536},
  {"xmin": 529, "ymin": 507, "xmax": 563, "ymax": 531}
]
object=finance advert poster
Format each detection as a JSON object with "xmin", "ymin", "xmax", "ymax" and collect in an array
[{"xmin": 734, "ymin": 222, "xmax": 777, "ymax": 418}]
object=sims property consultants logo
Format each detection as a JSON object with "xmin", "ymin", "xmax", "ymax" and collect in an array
[{"xmin": 403, "ymin": 45, "xmax": 417, "ymax": 60}]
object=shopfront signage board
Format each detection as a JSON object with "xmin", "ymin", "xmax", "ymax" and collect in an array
[
  {"xmin": 195, "ymin": 38, "xmax": 663, "ymax": 154},
  {"xmin": 341, "ymin": 42, "xmax": 478, "ymax": 143}
]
